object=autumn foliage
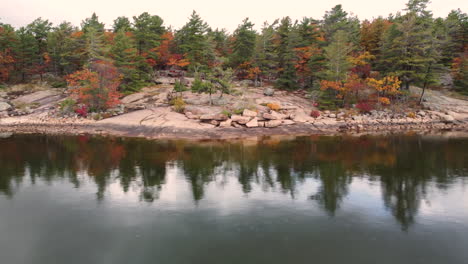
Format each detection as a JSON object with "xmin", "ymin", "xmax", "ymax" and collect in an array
[{"xmin": 66, "ymin": 61, "xmax": 121, "ymax": 111}]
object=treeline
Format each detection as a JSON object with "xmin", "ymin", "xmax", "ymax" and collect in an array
[{"xmin": 0, "ymin": 0, "xmax": 466, "ymax": 96}]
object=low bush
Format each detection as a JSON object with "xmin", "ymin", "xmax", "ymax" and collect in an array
[
  {"xmin": 356, "ymin": 101, "xmax": 375, "ymax": 113},
  {"xmin": 266, "ymin": 103, "xmax": 281, "ymax": 111},
  {"xmin": 310, "ymin": 110, "xmax": 321, "ymax": 118},
  {"xmin": 58, "ymin": 98, "xmax": 76, "ymax": 114},
  {"xmin": 170, "ymin": 97, "xmax": 186, "ymax": 113}
]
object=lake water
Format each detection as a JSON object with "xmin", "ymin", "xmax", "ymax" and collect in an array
[{"xmin": 0, "ymin": 134, "xmax": 467, "ymax": 264}]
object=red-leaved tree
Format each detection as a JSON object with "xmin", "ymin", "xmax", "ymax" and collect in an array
[{"xmin": 66, "ymin": 60, "xmax": 121, "ymax": 111}]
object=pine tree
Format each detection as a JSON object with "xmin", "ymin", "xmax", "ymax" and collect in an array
[
  {"xmin": 112, "ymin": 16, "xmax": 132, "ymax": 33},
  {"xmin": 111, "ymin": 30, "xmax": 144, "ymax": 92},
  {"xmin": 378, "ymin": 1, "xmax": 435, "ymax": 89},
  {"xmin": 322, "ymin": 5, "xmax": 360, "ymax": 45},
  {"xmin": 294, "ymin": 18, "xmax": 326, "ymax": 88},
  {"xmin": 16, "ymin": 27, "xmax": 38, "ymax": 81},
  {"xmin": 253, "ymin": 21, "xmax": 278, "ymax": 83},
  {"xmin": 174, "ymin": 11, "xmax": 213, "ymax": 72},
  {"xmin": 324, "ymin": 30, "xmax": 353, "ymax": 81},
  {"xmin": 81, "ymin": 13, "xmax": 105, "ymax": 33},
  {"xmin": 274, "ymin": 17, "xmax": 298, "ymax": 90},
  {"xmin": 132, "ymin": 12, "xmax": 165, "ymax": 80},
  {"xmin": 230, "ymin": 18, "xmax": 256, "ymax": 67},
  {"xmin": 26, "ymin": 17, "xmax": 52, "ymax": 80},
  {"xmin": 48, "ymin": 22, "xmax": 82, "ymax": 76}
]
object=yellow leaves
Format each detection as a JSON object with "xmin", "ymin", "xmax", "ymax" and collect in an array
[
  {"xmin": 378, "ymin": 97, "xmax": 391, "ymax": 105},
  {"xmin": 366, "ymin": 75, "xmax": 401, "ymax": 95},
  {"xmin": 348, "ymin": 51, "xmax": 375, "ymax": 66}
]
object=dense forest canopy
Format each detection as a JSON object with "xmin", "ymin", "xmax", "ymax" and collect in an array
[{"xmin": 0, "ymin": 0, "xmax": 466, "ymax": 97}]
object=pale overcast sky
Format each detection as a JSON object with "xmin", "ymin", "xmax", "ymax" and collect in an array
[{"xmin": 1, "ymin": 0, "xmax": 466, "ymax": 31}]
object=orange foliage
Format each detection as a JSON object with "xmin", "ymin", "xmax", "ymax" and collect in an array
[
  {"xmin": 66, "ymin": 60, "xmax": 122, "ymax": 111},
  {"xmin": 155, "ymin": 32, "xmax": 190, "ymax": 69},
  {"xmin": 366, "ymin": 76, "xmax": 401, "ymax": 95},
  {"xmin": 266, "ymin": 103, "xmax": 281, "ymax": 111},
  {"xmin": 0, "ymin": 48, "xmax": 15, "ymax": 82},
  {"xmin": 320, "ymin": 73, "xmax": 366, "ymax": 100}
]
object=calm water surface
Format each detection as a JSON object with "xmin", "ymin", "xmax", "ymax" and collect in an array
[{"xmin": 0, "ymin": 134, "xmax": 467, "ymax": 264}]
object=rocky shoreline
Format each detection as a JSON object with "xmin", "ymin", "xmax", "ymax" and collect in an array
[
  {"xmin": 1, "ymin": 114, "xmax": 467, "ymax": 140},
  {"xmin": 1, "ymin": 84, "xmax": 468, "ymax": 140}
]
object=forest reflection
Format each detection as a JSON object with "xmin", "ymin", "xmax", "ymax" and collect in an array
[{"xmin": 1, "ymin": 134, "xmax": 467, "ymax": 230}]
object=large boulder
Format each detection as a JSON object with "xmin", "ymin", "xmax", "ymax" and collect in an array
[
  {"xmin": 291, "ymin": 110, "xmax": 313, "ymax": 123},
  {"xmin": 242, "ymin": 109, "xmax": 257, "ymax": 117},
  {"xmin": 442, "ymin": 114, "xmax": 455, "ymax": 123},
  {"xmin": 0, "ymin": 102, "xmax": 12, "ymax": 112},
  {"xmin": 263, "ymin": 111, "xmax": 286, "ymax": 120},
  {"xmin": 200, "ymin": 113, "xmax": 228, "ymax": 121},
  {"xmin": 219, "ymin": 119, "xmax": 233, "ymax": 127},
  {"xmin": 263, "ymin": 87, "xmax": 275, "ymax": 96},
  {"xmin": 265, "ymin": 120, "xmax": 282, "ymax": 128},
  {"xmin": 231, "ymin": 115, "xmax": 252, "ymax": 124},
  {"xmin": 246, "ymin": 117, "xmax": 259, "ymax": 128}
]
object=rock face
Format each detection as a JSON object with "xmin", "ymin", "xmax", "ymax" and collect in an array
[
  {"xmin": 219, "ymin": 119, "xmax": 233, "ymax": 127},
  {"xmin": 121, "ymin": 93, "xmax": 147, "ymax": 104},
  {"xmin": 246, "ymin": 117, "xmax": 259, "ymax": 128},
  {"xmin": 291, "ymin": 110, "xmax": 312, "ymax": 123},
  {"xmin": 11, "ymin": 90, "xmax": 60, "ymax": 106},
  {"xmin": 442, "ymin": 114, "xmax": 455, "ymax": 123},
  {"xmin": 263, "ymin": 111, "xmax": 286, "ymax": 120},
  {"xmin": 263, "ymin": 88, "xmax": 275, "ymax": 96},
  {"xmin": 231, "ymin": 115, "xmax": 252, "ymax": 124},
  {"xmin": 265, "ymin": 120, "xmax": 282, "ymax": 128},
  {"xmin": 200, "ymin": 113, "xmax": 228, "ymax": 121},
  {"xmin": 0, "ymin": 102, "xmax": 12, "ymax": 112},
  {"xmin": 242, "ymin": 109, "xmax": 257, "ymax": 117}
]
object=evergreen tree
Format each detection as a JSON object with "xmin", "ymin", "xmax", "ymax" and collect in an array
[
  {"xmin": 83, "ymin": 27, "xmax": 106, "ymax": 64},
  {"xmin": 48, "ymin": 22, "xmax": 81, "ymax": 75},
  {"xmin": 81, "ymin": 13, "xmax": 105, "ymax": 33},
  {"xmin": 378, "ymin": 0, "xmax": 435, "ymax": 89},
  {"xmin": 132, "ymin": 12, "xmax": 165, "ymax": 55},
  {"xmin": 112, "ymin": 16, "xmax": 132, "ymax": 33},
  {"xmin": 26, "ymin": 17, "xmax": 52, "ymax": 80},
  {"xmin": 294, "ymin": 17, "xmax": 326, "ymax": 88},
  {"xmin": 324, "ymin": 30, "xmax": 353, "ymax": 81},
  {"xmin": 230, "ymin": 18, "xmax": 256, "ymax": 67},
  {"xmin": 253, "ymin": 21, "xmax": 278, "ymax": 83},
  {"xmin": 111, "ymin": 30, "xmax": 144, "ymax": 92},
  {"xmin": 16, "ymin": 27, "xmax": 38, "ymax": 81},
  {"xmin": 132, "ymin": 12, "xmax": 165, "ymax": 80},
  {"xmin": 322, "ymin": 5, "xmax": 360, "ymax": 44},
  {"xmin": 174, "ymin": 11, "xmax": 213, "ymax": 71},
  {"xmin": 274, "ymin": 17, "xmax": 298, "ymax": 90}
]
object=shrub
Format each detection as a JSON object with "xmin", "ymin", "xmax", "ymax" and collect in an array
[
  {"xmin": 317, "ymin": 89, "xmax": 341, "ymax": 110},
  {"xmin": 310, "ymin": 110, "xmax": 321, "ymax": 118},
  {"xmin": 74, "ymin": 105, "xmax": 88, "ymax": 117},
  {"xmin": 174, "ymin": 79, "xmax": 188, "ymax": 93},
  {"xmin": 378, "ymin": 97, "xmax": 391, "ymax": 105},
  {"xmin": 66, "ymin": 61, "xmax": 121, "ymax": 112},
  {"xmin": 266, "ymin": 103, "xmax": 281, "ymax": 111},
  {"xmin": 356, "ymin": 101, "xmax": 374, "ymax": 113},
  {"xmin": 191, "ymin": 77, "xmax": 204, "ymax": 93},
  {"xmin": 221, "ymin": 109, "xmax": 232, "ymax": 117},
  {"xmin": 170, "ymin": 97, "xmax": 186, "ymax": 113},
  {"xmin": 58, "ymin": 98, "xmax": 76, "ymax": 114},
  {"xmin": 51, "ymin": 80, "xmax": 67, "ymax": 88}
]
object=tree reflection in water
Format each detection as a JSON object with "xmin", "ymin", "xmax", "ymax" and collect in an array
[{"xmin": 0, "ymin": 134, "xmax": 467, "ymax": 229}]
